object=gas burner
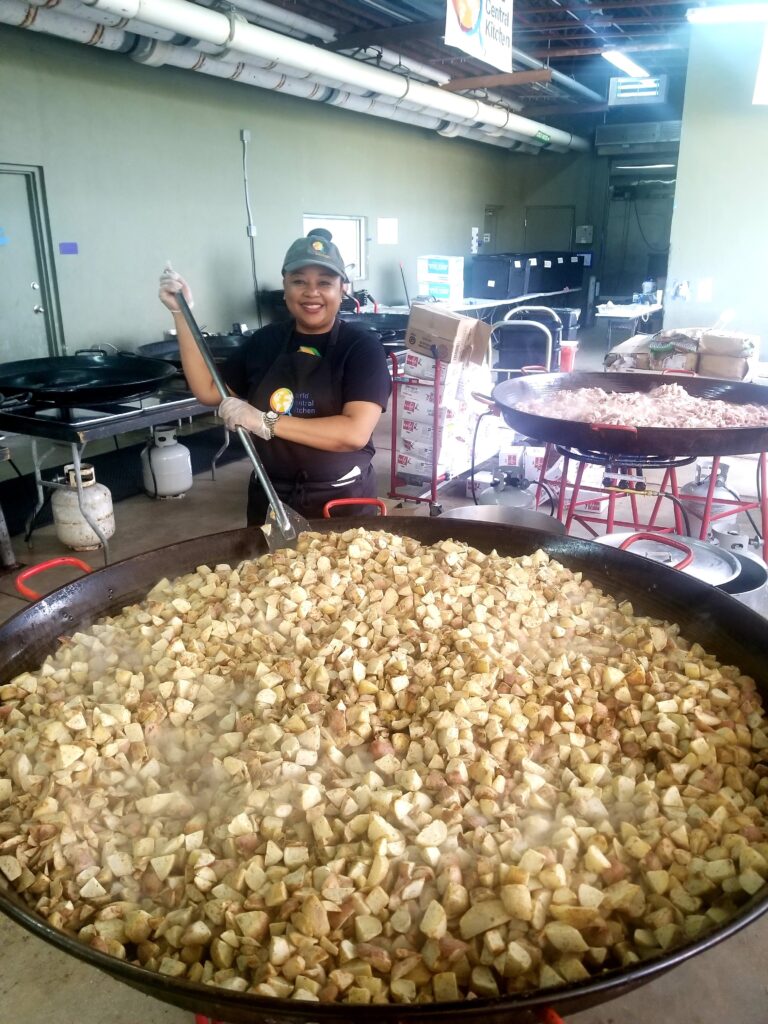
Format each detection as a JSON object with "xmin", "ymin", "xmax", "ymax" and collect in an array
[{"xmin": 554, "ymin": 446, "xmax": 697, "ymax": 470}]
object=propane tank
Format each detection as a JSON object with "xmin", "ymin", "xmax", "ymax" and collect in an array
[
  {"xmin": 141, "ymin": 425, "xmax": 193, "ymax": 498},
  {"xmin": 478, "ymin": 472, "xmax": 536, "ymax": 509},
  {"xmin": 51, "ymin": 464, "xmax": 115, "ymax": 551},
  {"xmin": 680, "ymin": 460, "xmax": 736, "ymax": 528}
]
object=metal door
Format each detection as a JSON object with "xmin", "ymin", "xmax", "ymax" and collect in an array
[
  {"xmin": 524, "ymin": 204, "xmax": 575, "ymax": 250},
  {"xmin": 0, "ymin": 165, "xmax": 64, "ymax": 362}
]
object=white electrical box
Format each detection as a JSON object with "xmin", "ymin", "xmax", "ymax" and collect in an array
[{"xmin": 575, "ymin": 224, "xmax": 593, "ymax": 244}]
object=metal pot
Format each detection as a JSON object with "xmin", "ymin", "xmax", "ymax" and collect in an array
[
  {"xmin": 594, "ymin": 531, "xmax": 741, "ymax": 586},
  {"xmin": 0, "ymin": 520, "xmax": 767, "ymax": 1024},
  {"xmin": 719, "ymin": 551, "xmax": 768, "ymax": 616}
]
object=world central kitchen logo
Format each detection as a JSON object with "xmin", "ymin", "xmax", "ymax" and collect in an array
[{"xmin": 450, "ymin": 0, "xmax": 511, "ymax": 47}]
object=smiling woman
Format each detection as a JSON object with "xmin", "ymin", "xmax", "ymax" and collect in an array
[{"xmin": 157, "ymin": 232, "xmax": 391, "ymax": 527}]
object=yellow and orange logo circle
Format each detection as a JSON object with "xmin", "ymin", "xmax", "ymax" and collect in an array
[{"xmin": 269, "ymin": 387, "xmax": 294, "ymax": 413}]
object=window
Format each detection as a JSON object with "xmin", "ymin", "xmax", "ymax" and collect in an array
[{"xmin": 303, "ymin": 214, "xmax": 367, "ymax": 282}]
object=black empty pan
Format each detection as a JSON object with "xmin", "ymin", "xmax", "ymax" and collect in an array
[{"xmin": 0, "ymin": 351, "xmax": 176, "ymax": 406}]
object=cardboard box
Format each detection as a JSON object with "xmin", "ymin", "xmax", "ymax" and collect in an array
[
  {"xmin": 696, "ymin": 354, "xmax": 754, "ymax": 381},
  {"xmin": 466, "ymin": 472, "xmax": 493, "ymax": 498},
  {"xmin": 699, "ymin": 331, "xmax": 759, "ymax": 358},
  {"xmin": 417, "ymin": 279, "xmax": 464, "ymax": 303},
  {"xmin": 417, "ymin": 255, "xmax": 464, "ymax": 280},
  {"xmin": 403, "ymin": 351, "xmax": 449, "ymax": 384},
  {"xmin": 405, "ymin": 304, "xmax": 492, "ymax": 366},
  {"xmin": 400, "ymin": 418, "xmax": 437, "ymax": 446},
  {"xmin": 650, "ymin": 350, "xmax": 698, "ymax": 372}
]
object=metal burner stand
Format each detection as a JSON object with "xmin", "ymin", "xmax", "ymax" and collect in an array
[
  {"xmin": 0, "ymin": 390, "xmax": 212, "ymax": 565},
  {"xmin": 534, "ymin": 442, "xmax": 768, "ymax": 560}
]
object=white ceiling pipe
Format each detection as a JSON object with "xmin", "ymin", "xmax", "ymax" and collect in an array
[
  {"xmin": 512, "ymin": 46, "xmax": 602, "ymax": 104},
  {"xmin": 222, "ymin": 0, "xmax": 523, "ymax": 109},
  {"xmin": 191, "ymin": 41, "xmax": 377, "ymax": 98},
  {"xmin": 8, "ymin": 1, "xmax": 537, "ymax": 155},
  {"xmin": 132, "ymin": 36, "xmax": 334, "ymax": 98},
  {"xmin": 1, "ymin": 0, "xmax": 129, "ymax": 47},
  {"xmin": 129, "ymin": 36, "xmax": 526, "ymax": 150},
  {"xmin": 30, "ymin": 0, "xmax": 176, "ymax": 40},
  {"xmin": 226, "ymin": 0, "xmax": 335, "ymax": 43},
  {"xmin": 81, "ymin": 0, "xmax": 587, "ymax": 149}
]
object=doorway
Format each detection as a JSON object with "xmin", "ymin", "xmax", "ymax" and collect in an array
[
  {"xmin": 0, "ymin": 164, "xmax": 65, "ymax": 362},
  {"xmin": 524, "ymin": 204, "xmax": 575, "ymax": 250}
]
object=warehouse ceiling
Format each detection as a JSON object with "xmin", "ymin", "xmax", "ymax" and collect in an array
[{"xmin": 265, "ymin": 0, "xmax": 692, "ymax": 128}]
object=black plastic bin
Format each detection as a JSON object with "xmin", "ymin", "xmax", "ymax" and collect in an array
[
  {"xmin": 549, "ymin": 307, "xmax": 581, "ymax": 341},
  {"xmin": 492, "ymin": 308, "xmax": 564, "ymax": 373},
  {"xmin": 465, "ymin": 254, "xmax": 528, "ymax": 299}
]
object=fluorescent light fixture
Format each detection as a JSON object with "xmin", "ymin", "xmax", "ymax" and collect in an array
[
  {"xmin": 602, "ymin": 49, "xmax": 651, "ymax": 77},
  {"xmin": 687, "ymin": 3, "xmax": 768, "ymax": 24},
  {"xmin": 614, "ymin": 164, "xmax": 676, "ymax": 170},
  {"xmin": 754, "ymin": 24, "xmax": 768, "ymax": 102}
]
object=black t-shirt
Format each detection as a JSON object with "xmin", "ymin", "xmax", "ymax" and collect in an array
[
  {"xmin": 223, "ymin": 319, "xmax": 391, "ymax": 411},
  {"xmin": 222, "ymin": 318, "xmax": 392, "ymax": 483}
]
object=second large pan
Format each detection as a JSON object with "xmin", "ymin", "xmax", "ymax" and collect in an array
[
  {"xmin": 1, "ymin": 518, "xmax": 767, "ymax": 1023},
  {"xmin": 0, "ymin": 351, "xmax": 176, "ymax": 406},
  {"xmin": 493, "ymin": 371, "xmax": 768, "ymax": 456}
]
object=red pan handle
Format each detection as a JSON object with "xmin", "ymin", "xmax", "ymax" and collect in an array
[
  {"xmin": 662, "ymin": 368, "xmax": 696, "ymax": 375},
  {"xmin": 618, "ymin": 532, "xmax": 694, "ymax": 570},
  {"xmin": 590, "ymin": 422, "xmax": 639, "ymax": 435},
  {"xmin": 322, "ymin": 498, "xmax": 388, "ymax": 518},
  {"xmin": 537, "ymin": 1012, "xmax": 566, "ymax": 1024},
  {"xmin": 15, "ymin": 557, "xmax": 93, "ymax": 602}
]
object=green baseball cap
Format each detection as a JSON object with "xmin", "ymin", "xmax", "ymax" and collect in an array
[{"xmin": 282, "ymin": 234, "xmax": 348, "ymax": 282}]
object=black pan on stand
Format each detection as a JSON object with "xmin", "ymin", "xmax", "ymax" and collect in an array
[
  {"xmin": 0, "ymin": 352, "xmax": 176, "ymax": 406},
  {"xmin": 492, "ymin": 371, "xmax": 768, "ymax": 457},
  {"xmin": 0, "ymin": 518, "xmax": 767, "ymax": 1023}
]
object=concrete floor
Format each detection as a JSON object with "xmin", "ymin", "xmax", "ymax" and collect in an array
[{"xmin": 1, "ymin": 345, "xmax": 768, "ymax": 1022}]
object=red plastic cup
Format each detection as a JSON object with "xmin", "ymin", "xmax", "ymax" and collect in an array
[{"xmin": 559, "ymin": 341, "xmax": 578, "ymax": 372}]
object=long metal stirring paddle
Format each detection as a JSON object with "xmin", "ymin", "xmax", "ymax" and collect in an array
[{"xmin": 175, "ymin": 292, "xmax": 308, "ymax": 549}]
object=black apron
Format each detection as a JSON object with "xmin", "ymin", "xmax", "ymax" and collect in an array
[{"xmin": 246, "ymin": 318, "xmax": 379, "ymax": 525}]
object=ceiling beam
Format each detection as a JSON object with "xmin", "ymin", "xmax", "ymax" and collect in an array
[
  {"xmin": 441, "ymin": 69, "xmax": 553, "ymax": 91},
  {"xmin": 520, "ymin": 0, "xmax": 691, "ymax": 8},
  {"xmin": 516, "ymin": 14, "xmax": 686, "ymax": 30},
  {"xmin": 327, "ymin": 19, "xmax": 442, "ymax": 51},
  {"xmin": 526, "ymin": 40, "xmax": 687, "ymax": 58},
  {"xmin": 516, "ymin": 27, "xmax": 681, "ymax": 41},
  {"xmin": 523, "ymin": 101, "xmax": 610, "ymax": 116}
]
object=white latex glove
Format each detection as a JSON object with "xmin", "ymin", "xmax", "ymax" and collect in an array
[
  {"xmin": 158, "ymin": 262, "xmax": 194, "ymax": 312},
  {"xmin": 218, "ymin": 397, "xmax": 270, "ymax": 439}
]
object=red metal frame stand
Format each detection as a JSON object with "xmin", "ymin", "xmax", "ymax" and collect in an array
[{"xmin": 536, "ymin": 446, "xmax": 768, "ymax": 560}]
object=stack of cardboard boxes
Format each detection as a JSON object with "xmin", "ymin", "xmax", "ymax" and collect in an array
[
  {"xmin": 605, "ymin": 328, "xmax": 760, "ymax": 379},
  {"xmin": 416, "ymin": 255, "xmax": 465, "ymax": 304},
  {"xmin": 394, "ymin": 305, "xmax": 498, "ymax": 484}
]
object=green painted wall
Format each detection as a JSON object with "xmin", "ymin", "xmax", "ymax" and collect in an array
[
  {"xmin": 0, "ymin": 25, "xmax": 573, "ymax": 353},
  {"xmin": 666, "ymin": 24, "xmax": 768, "ymax": 338}
]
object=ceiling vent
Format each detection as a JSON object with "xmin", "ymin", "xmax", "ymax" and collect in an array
[{"xmin": 596, "ymin": 121, "xmax": 681, "ymax": 155}]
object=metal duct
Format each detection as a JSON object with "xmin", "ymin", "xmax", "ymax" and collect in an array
[{"xmin": 81, "ymin": 0, "xmax": 588, "ymax": 150}]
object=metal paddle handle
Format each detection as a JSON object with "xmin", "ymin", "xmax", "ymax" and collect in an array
[{"xmin": 175, "ymin": 293, "xmax": 296, "ymax": 541}]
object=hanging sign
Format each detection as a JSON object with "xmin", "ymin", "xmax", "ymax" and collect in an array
[{"xmin": 445, "ymin": 0, "xmax": 513, "ymax": 73}]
